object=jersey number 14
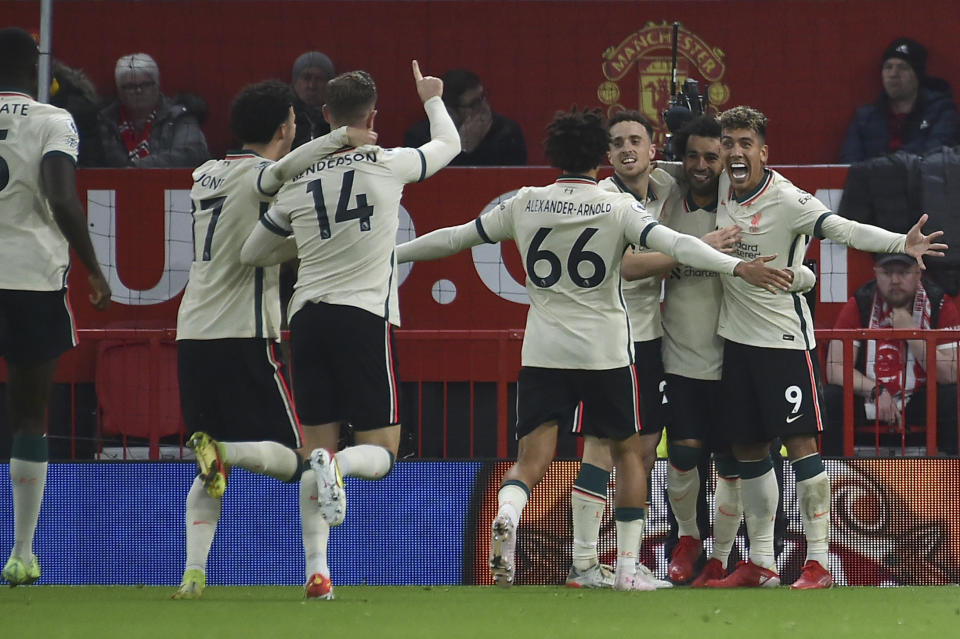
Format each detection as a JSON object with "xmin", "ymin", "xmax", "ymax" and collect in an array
[{"xmin": 306, "ymin": 170, "xmax": 374, "ymax": 239}]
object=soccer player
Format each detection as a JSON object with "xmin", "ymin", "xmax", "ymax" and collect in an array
[
  {"xmin": 566, "ymin": 111, "xmax": 681, "ymax": 590},
  {"xmin": 171, "ymin": 80, "xmax": 376, "ymax": 599},
  {"xmin": 395, "ymin": 107, "xmax": 794, "ymax": 591},
  {"xmin": 566, "ymin": 114, "xmax": 816, "ymax": 589},
  {"xmin": 240, "ymin": 61, "xmax": 460, "ymax": 599},
  {"xmin": 0, "ymin": 27, "xmax": 111, "ymax": 586},
  {"xmin": 659, "ymin": 115, "xmax": 815, "ymax": 585},
  {"xmin": 704, "ymin": 106, "xmax": 945, "ymax": 589}
]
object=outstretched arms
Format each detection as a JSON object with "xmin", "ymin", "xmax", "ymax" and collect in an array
[{"xmin": 396, "ymin": 220, "xmax": 486, "ymax": 264}]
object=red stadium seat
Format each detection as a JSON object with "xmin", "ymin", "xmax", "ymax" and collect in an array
[{"xmin": 95, "ymin": 338, "xmax": 184, "ymax": 459}]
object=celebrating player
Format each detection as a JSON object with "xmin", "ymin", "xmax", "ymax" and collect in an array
[
  {"xmin": 566, "ymin": 111, "xmax": 680, "ymax": 590},
  {"xmin": 171, "ymin": 80, "xmax": 376, "ymax": 599},
  {"xmin": 240, "ymin": 61, "xmax": 460, "ymax": 599},
  {"xmin": 704, "ymin": 106, "xmax": 946, "ymax": 589},
  {"xmin": 0, "ymin": 27, "xmax": 111, "ymax": 586},
  {"xmin": 659, "ymin": 115, "xmax": 814, "ymax": 585},
  {"xmin": 395, "ymin": 107, "xmax": 794, "ymax": 591}
]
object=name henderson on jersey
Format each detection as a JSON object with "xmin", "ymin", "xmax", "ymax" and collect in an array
[
  {"xmin": 292, "ymin": 149, "xmax": 380, "ymax": 180},
  {"xmin": 523, "ymin": 198, "xmax": 614, "ymax": 216}
]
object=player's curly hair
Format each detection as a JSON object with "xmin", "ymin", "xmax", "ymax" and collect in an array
[
  {"xmin": 719, "ymin": 105, "xmax": 767, "ymax": 140},
  {"xmin": 544, "ymin": 107, "xmax": 609, "ymax": 174},
  {"xmin": 230, "ymin": 80, "xmax": 295, "ymax": 145},
  {"xmin": 325, "ymin": 70, "xmax": 377, "ymax": 126},
  {"xmin": 673, "ymin": 114, "xmax": 722, "ymax": 157}
]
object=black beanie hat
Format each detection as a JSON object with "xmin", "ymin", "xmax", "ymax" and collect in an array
[{"xmin": 881, "ymin": 37, "xmax": 927, "ymax": 77}]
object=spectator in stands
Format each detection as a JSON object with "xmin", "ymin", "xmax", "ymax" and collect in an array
[
  {"xmin": 49, "ymin": 59, "xmax": 105, "ymax": 167},
  {"xmin": 404, "ymin": 69, "xmax": 526, "ymax": 165},
  {"xmin": 823, "ymin": 253, "xmax": 959, "ymax": 455},
  {"xmin": 96, "ymin": 53, "xmax": 209, "ymax": 167},
  {"xmin": 290, "ymin": 51, "xmax": 334, "ymax": 149},
  {"xmin": 840, "ymin": 38, "xmax": 960, "ymax": 163}
]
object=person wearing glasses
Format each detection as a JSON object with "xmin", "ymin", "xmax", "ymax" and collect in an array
[
  {"xmin": 404, "ymin": 68, "xmax": 526, "ymax": 166},
  {"xmin": 96, "ymin": 53, "xmax": 209, "ymax": 167}
]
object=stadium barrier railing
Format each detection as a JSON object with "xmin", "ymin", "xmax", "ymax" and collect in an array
[{"xmin": 3, "ymin": 327, "xmax": 958, "ymax": 460}]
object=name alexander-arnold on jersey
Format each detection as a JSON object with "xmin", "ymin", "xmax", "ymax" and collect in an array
[
  {"xmin": 294, "ymin": 150, "xmax": 379, "ymax": 180},
  {"xmin": 524, "ymin": 199, "xmax": 612, "ymax": 216}
]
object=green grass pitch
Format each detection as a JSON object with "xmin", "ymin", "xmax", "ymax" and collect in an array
[{"xmin": 3, "ymin": 585, "xmax": 959, "ymax": 639}]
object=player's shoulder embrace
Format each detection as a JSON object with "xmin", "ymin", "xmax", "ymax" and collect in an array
[{"xmin": 191, "ymin": 159, "xmax": 220, "ymax": 181}]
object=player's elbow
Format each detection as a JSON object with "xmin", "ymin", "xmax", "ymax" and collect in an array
[{"xmin": 239, "ymin": 240, "xmax": 268, "ymax": 267}]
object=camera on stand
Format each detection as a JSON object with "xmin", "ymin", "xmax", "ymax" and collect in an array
[{"xmin": 661, "ymin": 78, "xmax": 708, "ymax": 161}]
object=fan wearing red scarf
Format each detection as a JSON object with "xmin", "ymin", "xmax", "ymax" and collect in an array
[
  {"xmin": 824, "ymin": 253, "xmax": 960, "ymax": 455},
  {"xmin": 95, "ymin": 53, "xmax": 209, "ymax": 168}
]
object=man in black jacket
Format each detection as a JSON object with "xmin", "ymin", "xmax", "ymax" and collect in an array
[
  {"xmin": 289, "ymin": 51, "xmax": 334, "ymax": 150},
  {"xmin": 404, "ymin": 69, "xmax": 526, "ymax": 166},
  {"xmin": 840, "ymin": 38, "xmax": 959, "ymax": 163}
]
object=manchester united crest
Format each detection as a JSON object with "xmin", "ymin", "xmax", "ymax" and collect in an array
[{"xmin": 598, "ymin": 22, "xmax": 730, "ymax": 149}]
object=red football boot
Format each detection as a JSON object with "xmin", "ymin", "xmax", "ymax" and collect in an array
[
  {"xmin": 704, "ymin": 560, "xmax": 780, "ymax": 588},
  {"xmin": 690, "ymin": 558, "xmax": 727, "ymax": 588},
  {"xmin": 668, "ymin": 536, "xmax": 703, "ymax": 584},
  {"xmin": 305, "ymin": 573, "xmax": 335, "ymax": 600},
  {"xmin": 790, "ymin": 560, "xmax": 835, "ymax": 590}
]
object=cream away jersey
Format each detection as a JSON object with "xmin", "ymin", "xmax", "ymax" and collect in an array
[
  {"xmin": 599, "ymin": 168, "xmax": 680, "ymax": 342},
  {"xmin": 397, "ymin": 176, "xmax": 741, "ymax": 370},
  {"xmin": 178, "ymin": 152, "xmax": 284, "ymax": 340},
  {"xmin": 661, "ymin": 192, "xmax": 724, "ymax": 380},
  {"xmin": 0, "ymin": 91, "xmax": 79, "ymax": 291},
  {"xmin": 265, "ymin": 145, "xmax": 425, "ymax": 326},
  {"xmin": 717, "ymin": 168, "xmax": 905, "ymax": 350}
]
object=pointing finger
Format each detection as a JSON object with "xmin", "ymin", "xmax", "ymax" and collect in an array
[{"xmin": 412, "ymin": 60, "xmax": 423, "ymax": 82}]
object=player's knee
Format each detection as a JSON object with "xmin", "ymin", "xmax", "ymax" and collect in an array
[
  {"xmin": 668, "ymin": 442, "xmax": 702, "ymax": 471},
  {"xmin": 714, "ymin": 454, "xmax": 740, "ymax": 479}
]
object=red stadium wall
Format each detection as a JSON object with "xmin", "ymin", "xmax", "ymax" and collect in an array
[
  {"xmin": 3, "ymin": 0, "xmax": 958, "ymax": 164},
  {"xmin": 37, "ymin": 164, "xmax": 863, "ymax": 384}
]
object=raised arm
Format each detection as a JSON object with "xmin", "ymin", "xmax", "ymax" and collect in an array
[{"xmin": 411, "ymin": 60, "xmax": 461, "ymax": 179}]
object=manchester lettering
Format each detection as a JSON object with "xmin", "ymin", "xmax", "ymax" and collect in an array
[{"xmin": 524, "ymin": 199, "xmax": 612, "ymax": 216}]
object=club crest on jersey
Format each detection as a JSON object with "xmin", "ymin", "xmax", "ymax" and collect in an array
[
  {"xmin": 597, "ymin": 22, "xmax": 730, "ymax": 151},
  {"xmin": 749, "ymin": 211, "xmax": 762, "ymax": 233}
]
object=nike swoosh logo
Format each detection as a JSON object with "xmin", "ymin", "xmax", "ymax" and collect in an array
[
  {"xmin": 785, "ymin": 414, "xmax": 803, "ymax": 424},
  {"xmin": 813, "ymin": 511, "xmax": 828, "ymax": 519}
]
